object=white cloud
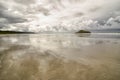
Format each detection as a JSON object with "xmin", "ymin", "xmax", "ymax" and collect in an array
[{"xmin": 0, "ymin": 0, "xmax": 120, "ymax": 32}]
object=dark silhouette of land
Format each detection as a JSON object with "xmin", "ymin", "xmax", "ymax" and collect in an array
[
  {"xmin": 76, "ymin": 30, "xmax": 91, "ymax": 33},
  {"xmin": 0, "ymin": 30, "xmax": 34, "ymax": 34}
]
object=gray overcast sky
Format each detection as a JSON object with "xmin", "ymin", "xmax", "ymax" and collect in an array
[{"xmin": 0, "ymin": 0, "xmax": 120, "ymax": 32}]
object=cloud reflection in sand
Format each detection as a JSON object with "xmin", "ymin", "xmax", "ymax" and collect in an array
[{"xmin": 0, "ymin": 34, "xmax": 120, "ymax": 80}]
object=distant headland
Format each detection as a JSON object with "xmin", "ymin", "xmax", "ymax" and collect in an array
[{"xmin": 0, "ymin": 30, "xmax": 34, "ymax": 34}]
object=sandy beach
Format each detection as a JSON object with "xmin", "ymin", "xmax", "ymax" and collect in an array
[{"xmin": 0, "ymin": 33, "xmax": 120, "ymax": 80}]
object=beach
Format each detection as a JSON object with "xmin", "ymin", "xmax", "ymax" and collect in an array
[{"xmin": 0, "ymin": 33, "xmax": 120, "ymax": 80}]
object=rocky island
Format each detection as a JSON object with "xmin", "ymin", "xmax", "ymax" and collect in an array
[{"xmin": 76, "ymin": 30, "xmax": 91, "ymax": 33}]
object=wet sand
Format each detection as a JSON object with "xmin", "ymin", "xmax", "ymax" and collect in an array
[{"xmin": 0, "ymin": 34, "xmax": 120, "ymax": 80}]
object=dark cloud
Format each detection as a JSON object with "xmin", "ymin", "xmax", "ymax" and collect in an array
[
  {"xmin": 0, "ymin": 10, "xmax": 27, "ymax": 23},
  {"xmin": 0, "ymin": 4, "xmax": 6, "ymax": 10},
  {"xmin": 0, "ymin": 24, "xmax": 8, "ymax": 29},
  {"xmin": 0, "ymin": 1, "xmax": 27, "ymax": 29}
]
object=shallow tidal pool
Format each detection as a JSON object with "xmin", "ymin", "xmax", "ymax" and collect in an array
[{"xmin": 0, "ymin": 33, "xmax": 120, "ymax": 80}]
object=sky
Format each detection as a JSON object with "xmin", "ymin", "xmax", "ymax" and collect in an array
[{"xmin": 0, "ymin": 0, "xmax": 120, "ymax": 32}]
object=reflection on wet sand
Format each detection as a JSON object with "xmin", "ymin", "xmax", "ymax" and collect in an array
[
  {"xmin": 76, "ymin": 33, "xmax": 91, "ymax": 37},
  {"xmin": 0, "ymin": 34, "xmax": 120, "ymax": 80}
]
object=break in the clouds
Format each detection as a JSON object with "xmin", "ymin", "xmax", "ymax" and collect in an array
[{"xmin": 0, "ymin": 0, "xmax": 120, "ymax": 32}]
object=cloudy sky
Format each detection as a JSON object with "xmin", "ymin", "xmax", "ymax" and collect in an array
[{"xmin": 0, "ymin": 0, "xmax": 120, "ymax": 32}]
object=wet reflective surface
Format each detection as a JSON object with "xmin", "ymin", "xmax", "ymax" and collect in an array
[{"xmin": 0, "ymin": 33, "xmax": 120, "ymax": 80}]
